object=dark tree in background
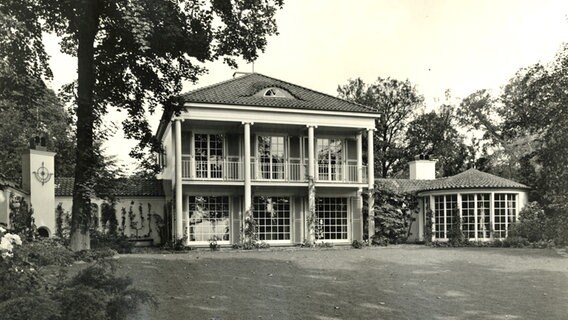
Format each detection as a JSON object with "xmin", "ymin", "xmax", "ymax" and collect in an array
[
  {"xmin": 405, "ymin": 106, "xmax": 473, "ymax": 177},
  {"xmin": 0, "ymin": 0, "xmax": 283, "ymax": 251},
  {"xmin": 0, "ymin": 72, "xmax": 76, "ymax": 178},
  {"xmin": 338, "ymin": 77, "xmax": 423, "ymax": 178}
]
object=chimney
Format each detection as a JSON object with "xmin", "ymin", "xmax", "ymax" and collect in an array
[{"xmin": 408, "ymin": 154, "xmax": 436, "ymax": 180}]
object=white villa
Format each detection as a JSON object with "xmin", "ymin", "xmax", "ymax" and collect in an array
[{"xmin": 0, "ymin": 73, "xmax": 530, "ymax": 246}]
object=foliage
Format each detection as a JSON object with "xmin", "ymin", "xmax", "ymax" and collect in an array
[
  {"xmin": 405, "ymin": 107, "xmax": 473, "ymax": 177},
  {"xmin": 17, "ymin": 238, "xmax": 75, "ymax": 267},
  {"xmin": 209, "ymin": 239, "xmax": 220, "ymax": 251},
  {"xmin": 0, "ymin": 0, "xmax": 284, "ymax": 251},
  {"xmin": 153, "ymin": 204, "xmax": 171, "ymax": 245},
  {"xmin": 351, "ymin": 240, "xmax": 365, "ymax": 249},
  {"xmin": 55, "ymin": 203, "xmax": 71, "ymax": 239},
  {"xmin": 90, "ymin": 231, "xmax": 133, "ymax": 254},
  {"xmin": 447, "ymin": 207, "xmax": 466, "ymax": 246},
  {"xmin": 0, "ymin": 68, "xmax": 76, "ymax": 178},
  {"xmin": 338, "ymin": 77, "xmax": 423, "ymax": 177},
  {"xmin": 100, "ymin": 201, "xmax": 118, "ymax": 236},
  {"xmin": 1, "ymin": 229, "xmax": 155, "ymax": 319},
  {"xmin": 508, "ymin": 201, "xmax": 568, "ymax": 246},
  {"xmin": 371, "ymin": 188, "xmax": 418, "ymax": 245},
  {"xmin": 60, "ymin": 260, "xmax": 157, "ymax": 320},
  {"xmin": 306, "ymin": 176, "xmax": 318, "ymax": 242},
  {"xmin": 242, "ymin": 207, "xmax": 258, "ymax": 246},
  {"xmin": 9, "ymin": 196, "xmax": 37, "ymax": 240},
  {"xmin": 73, "ymin": 248, "xmax": 117, "ymax": 263},
  {"xmin": 424, "ymin": 208, "xmax": 433, "ymax": 244}
]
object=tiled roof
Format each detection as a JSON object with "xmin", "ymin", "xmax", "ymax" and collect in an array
[
  {"xmin": 423, "ymin": 168, "xmax": 530, "ymax": 191},
  {"xmin": 375, "ymin": 178, "xmax": 433, "ymax": 194},
  {"xmin": 180, "ymin": 73, "xmax": 375, "ymax": 114},
  {"xmin": 376, "ymin": 168, "xmax": 529, "ymax": 193},
  {"xmin": 55, "ymin": 177, "xmax": 165, "ymax": 197}
]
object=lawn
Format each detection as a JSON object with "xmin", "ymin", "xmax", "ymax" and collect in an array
[{"xmin": 118, "ymin": 246, "xmax": 568, "ymax": 320}]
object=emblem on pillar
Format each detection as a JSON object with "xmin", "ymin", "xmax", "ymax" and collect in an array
[{"xmin": 33, "ymin": 162, "xmax": 53, "ymax": 186}]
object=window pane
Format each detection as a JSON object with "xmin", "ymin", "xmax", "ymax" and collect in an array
[
  {"xmin": 188, "ymin": 196, "xmax": 230, "ymax": 242},
  {"xmin": 461, "ymin": 194, "xmax": 475, "ymax": 239},
  {"xmin": 477, "ymin": 194, "xmax": 491, "ymax": 239},
  {"xmin": 253, "ymin": 197, "xmax": 291, "ymax": 241},
  {"xmin": 315, "ymin": 197, "xmax": 348, "ymax": 240}
]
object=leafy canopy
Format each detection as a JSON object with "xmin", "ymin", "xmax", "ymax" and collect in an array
[{"xmin": 338, "ymin": 77, "xmax": 423, "ymax": 178}]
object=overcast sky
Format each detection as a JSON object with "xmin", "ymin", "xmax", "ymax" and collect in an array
[{"xmin": 44, "ymin": 0, "xmax": 568, "ymax": 172}]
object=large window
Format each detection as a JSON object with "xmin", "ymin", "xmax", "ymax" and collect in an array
[
  {"xmin": 494, "ymin": 194, "xmax": 517, "ymax": 238},
  {"xmin": 253, "ymin": 197, "xmax": 291, "ymax": 241},
  {"xmin": 433, "ymin": 195, "xmax": 457, "ymax": 239},
  {"xmin": 315, "ymin": 197, "xmax": 348, "ymax": 240},
  {"xmin": 258, "ymin": 136, "xmax": 285, "ymax": 179},
  {"xmin": 195, "ymin": 134, "xmax": 224, "ymax": 179},
  {"xmin": 431, "ymin": 193, "xmax": 518, "ymax": 240},
  {"xmin": 188, "ymin": 196, "xmax": 230, "ymax": 242},
  {"xmin": 317, "ymin": 139, "xmax": 343, "ymax": 181}
]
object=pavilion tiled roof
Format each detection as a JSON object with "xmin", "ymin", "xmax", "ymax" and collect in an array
[
  {"xmin": 55, "ymin": 178, "xmax": 165, "ymax": 197},
  {"xmin": 376, "ymin": 168, "xmax": 529, "ymax": 194},
  {"xmin": 180, "ymin": 73, "xmax": 375, "ymax": 114}
]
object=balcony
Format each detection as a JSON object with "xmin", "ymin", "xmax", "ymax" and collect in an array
[{"xmin": 181, "ymin": 155, "xmax": 368, "ymax": 184}]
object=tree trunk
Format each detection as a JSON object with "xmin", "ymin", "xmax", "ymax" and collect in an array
[{"xmin": 70, "ymin": 0, "xmax": 100, "ymax": 252}]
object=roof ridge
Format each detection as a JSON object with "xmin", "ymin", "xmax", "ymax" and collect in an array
[{"xmin": 253, "ymin": 73, "xmax": 375, "ymax": 112}]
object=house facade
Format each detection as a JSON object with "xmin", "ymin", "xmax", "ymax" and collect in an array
[
  {"xmin": 0, "ymin": 73, "xmax": 530, "ymax": 246},
  {"xmin": 156, "ymin": 73, "xmax": 378, "ymax": 246}
]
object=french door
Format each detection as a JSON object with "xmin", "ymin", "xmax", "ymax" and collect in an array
[{"xmin": 195, "ymin": 134, "xmax": 224, "ymax": 179}]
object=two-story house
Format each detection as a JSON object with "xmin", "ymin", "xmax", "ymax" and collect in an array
[
  {"xmin": 156, "ymin": 72, "xmax": 378, "ymax": 246},
  {"xmin": 1, "ymin": 73, "xmax": 529, "ymax": 246}
]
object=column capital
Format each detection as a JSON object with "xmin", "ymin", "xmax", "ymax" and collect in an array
[
  {"xmin": 241, "ymin": 121, "xmax": 254, "ymax": 126},
  {"xmin": 367, "ymin": 127, "xmax": 377, "ymax": 132},
  {"xmin": 172, "ymin": 118, "xmax": 183, "ymax": 123},
  {"xmin": 306, "ymin": 124, "xmax": 318, "ymax": 129}
]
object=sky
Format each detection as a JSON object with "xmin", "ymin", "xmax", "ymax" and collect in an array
[{"xmin": 43, "ymin": 0, "xmax": 568, "ymax": 172}]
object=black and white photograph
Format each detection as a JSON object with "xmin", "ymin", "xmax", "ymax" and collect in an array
[{"xmin": 0, "ymin": 0, "xmax": 567, "ymax": 319}]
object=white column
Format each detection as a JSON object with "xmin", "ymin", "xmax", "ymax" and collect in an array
[
  {"xmin": 307, "ymin": 125, "xmax": 316, "ymax": 179},
  {"xmin": 367, "ymin": 128, "xmax": 375, "ymax": 240},
  {"xmin": 356, "ymin": 131, "xmax": 363, "ymax": 183},
  {"xmin": 174, "ymin": 119, "xmax": 183, "ymax": 239},
  {"xmin": 243, "ymin": 122, "xmax": 253, "ymax": 211}
]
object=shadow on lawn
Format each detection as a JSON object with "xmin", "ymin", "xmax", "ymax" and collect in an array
[{"xmin": 121, "ymin": 254, "xmax": 568, "ymax": 320}]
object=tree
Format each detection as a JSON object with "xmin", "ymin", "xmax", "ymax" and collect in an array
[
  {"xmin": 405, "ymin": 107, "xmax": 472, "ymax": 177},
  {"xmin": 1, "ymin": 0, "xmax": 283, "ymax": 251},
  {"xmin": 0, "ymin": 65, "xmax": 76, "ymax": 178},
  {"xmin": 338, "ymin": 77, "xmax": 423, "ymax": 178}
]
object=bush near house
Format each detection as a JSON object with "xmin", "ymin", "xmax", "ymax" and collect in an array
[
  {"xmin": 1, "ymin": 205, "xmax": 156, "ymax": 319},
  {"xmin": 370, "ymin": 188, "xmax": 419, "ymax": 245}
]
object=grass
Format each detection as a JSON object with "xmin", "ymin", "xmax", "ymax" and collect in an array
[{"xmin": 118, "ymin": 246, "xmax": 568, "ymax": 320}]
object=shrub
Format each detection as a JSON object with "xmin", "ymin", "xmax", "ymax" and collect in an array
[
  {"xmin": 351, "ymin": 240, "xmax": 365, "ymax": 249},
  {"xmin": 371, "ymin": 188, "xmax": 419, "ymax": 244},
  {"xmin": 0, "ymin": 296, "xmax": 60, "ymax": 320},
  {"xmin": 447, "ymin": 208, "xmax": 466, "ymax": 246},
  {"xmin": 90, "ymin": 231, "xmax": 133, "ymax": 254},
  {"xmin": 74, "ymin": 248, "xmax": 117, "ymax": 262},
  {"xmin": 503, "ymin": 236, "xmax": 530, "ymax": 248},
  {"xmin": 509, "ymin": 202, "xmax": 547, "ymax": 242},
  {"xmin": 18, "ymin": 238, "xmax": 75, "ymax": 267}
]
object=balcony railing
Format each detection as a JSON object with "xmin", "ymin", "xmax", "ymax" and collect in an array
[{"xmin": 181, "ymin": 155, "xmax": 367, "ymax": 183}]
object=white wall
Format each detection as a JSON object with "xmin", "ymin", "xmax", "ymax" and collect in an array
[
  {"xmin": 22, "ymin": 149, "xmax": 56, "ymax": 236},
  {"xmin": 56, "ymin": 196, "xmax": 167, "ymax": 244}
]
